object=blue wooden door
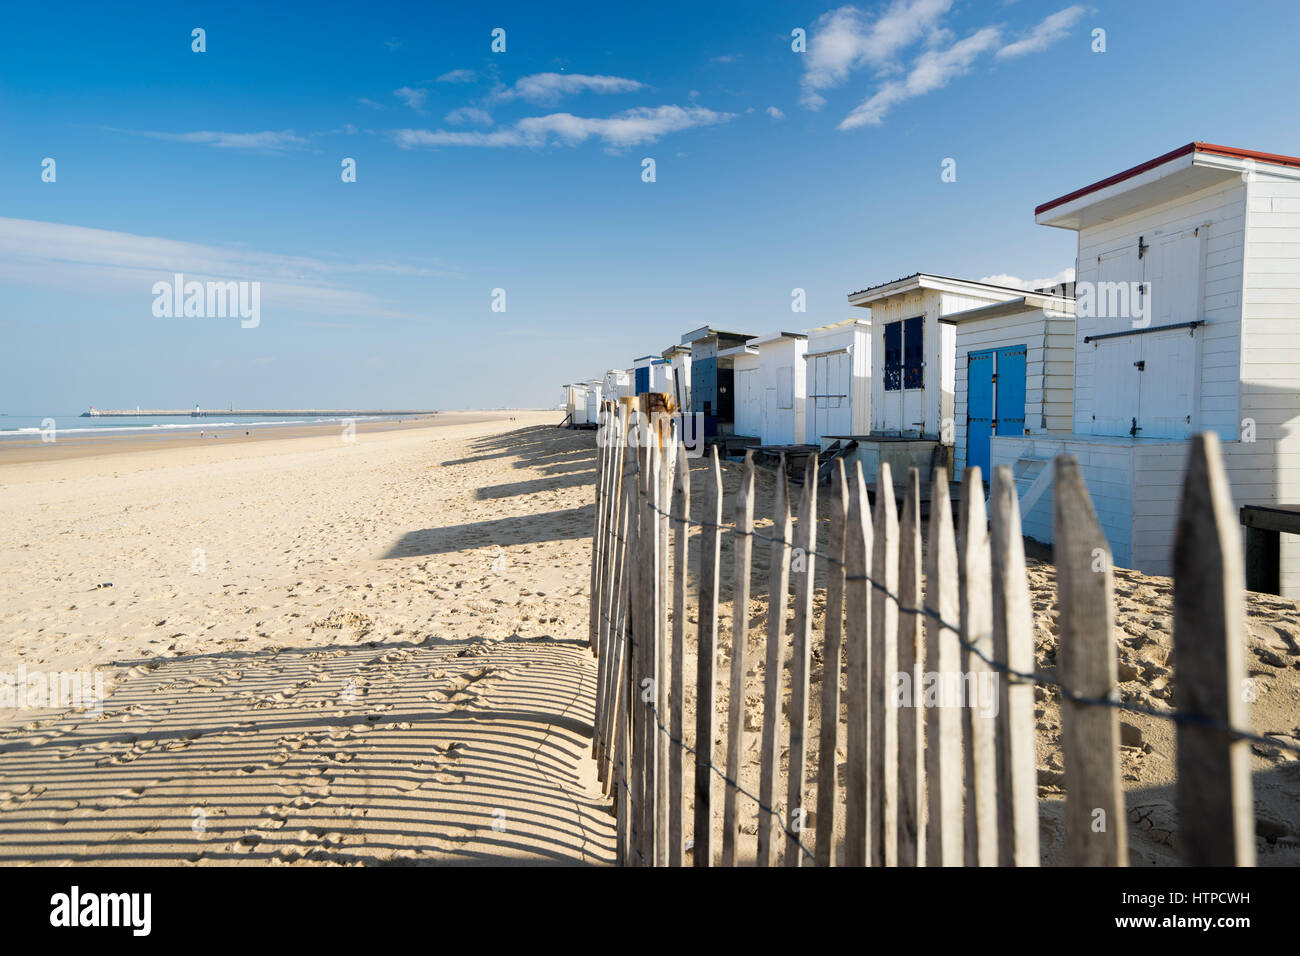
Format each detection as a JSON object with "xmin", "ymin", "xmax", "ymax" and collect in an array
[
  {"xmin": 967, "ymin": 349, "xmax": 994, "ymax": 477},
  {"xmin": 994, "ymin": 346, "xmax": 1026, "ymax": 437},
  {"xmin": 634, "ymin": 366, "xmax": 650, "ymax": 395}
]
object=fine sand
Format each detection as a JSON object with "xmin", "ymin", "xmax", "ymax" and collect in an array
[
  {"xmin": 0, "ymin": 418, "xmax": 1296, "ymax": 866},
  {"xmin": 0, "ymin": 411, "xmax": 614, "ymax": 864}
]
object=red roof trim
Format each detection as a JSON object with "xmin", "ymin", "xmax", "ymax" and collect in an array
[{"xmin": 1034, "ymin": 142, "xmax": 1300, "ymax": 217}]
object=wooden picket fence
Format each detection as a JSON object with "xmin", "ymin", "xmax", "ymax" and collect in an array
[{"xmin": 587, "ymin": 398, "xmax": 1256, "ymax": 866}]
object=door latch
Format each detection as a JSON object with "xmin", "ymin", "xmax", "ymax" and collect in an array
[{"xmin": 1133, "ymin": 360, "xmax": 1146, "ymax": 371}]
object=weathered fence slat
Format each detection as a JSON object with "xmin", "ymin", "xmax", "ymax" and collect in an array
[
  {"xmin": 924, "ymin": 468, "xmax": 962, "ymax": 866},
  {"xmin": 601, "ymin": 410, "xmax": 632, "ymax": 791},
  {"xmin": 631, "ymin": 423, "xmax": 649, "ymax": 866},
  {"xmin": 693, "ymin": 446, "xmax": 723, "ymax": 866},
  {"xmin": 869, "ymin": 462, "xmax": 899, "ymax": 867},
  {"xmin": 1173, "ymin": 433, "xmax": 1255, "ymax": 866},
  {"xmin": 815, "ymin": 459, "xmax": 849, "ymax": 867},
  {"xmin": 959, "ymin": 467, "xmax": 997, "ymax": 867},
  {"xmin": 843, "ymin": 460, "xmax": 873, "ymax": 866},
  {"xmin": 897, "ymin": 468, "xmax": 924, "ymax": 866},
  {"xmin": 655, "ymin": 427, "xmax": 674, "ymax": 866},
  {"xmin": 1053, "ymin": 455, "xmax": 1126, "ymax": 867},
  {"xmin": 757, "ymin": 455, "xmax": 793, "ymax": 867},
  {"xmin": 593, "ymin": 408, "xmax": 616, "ymax": 781},
  {"xmin": 990, "ymin": 465, "xmax": 1039, "ymax": 867},
  {"xmin": 669, "ymin": 439, "xmax": 691, "ymax": 867},
  {"xmin": 721, "ymin": 452, "xmax": 755, "ymax": 866},
  {"xmin": 589, "ymin": 403, "xmax": 607, "ymax": 656},
  {"xmin": 785, "ymin": 454, "xmax": 819, "ymax": 866}
]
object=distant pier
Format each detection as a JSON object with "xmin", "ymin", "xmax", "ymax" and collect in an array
[{"xmin": 80, "ymin": 409, "xmax": 436, "ymax": 418}]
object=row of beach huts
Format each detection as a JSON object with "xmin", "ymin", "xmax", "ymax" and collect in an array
[{"xmin": 560, "ymin": 143, "xmax": 1300, "ymax": 598}]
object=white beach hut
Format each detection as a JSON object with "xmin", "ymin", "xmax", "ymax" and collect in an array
[
  {"xmin": 749, "ymin": 331, "xmax": 808, "ymax": 447},
  {"xmin": 603, "ymin": 368, "xmax": 633, "ymax": 403},
  {"xmin": 948, "ymin": 289, "xmax": 1076, "ymax": 482},
  {"xmin": 803, "ymin": 318, "xmax": 872, "ymax": 445},
  {"xmin": 993, "ymin": 142, "xmax": 1300, "ymax": 597},
  {"xmin": 844, "ymin": 274, "xmax": 1027, "ymax": 481},
  {"xmin": 583, "ymin": 380, "xmax": 603, "ymax": 426}
]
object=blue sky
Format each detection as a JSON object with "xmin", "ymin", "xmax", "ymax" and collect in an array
[{"xmin": 3, "ymin": 0, "xmax": 1299, "ymax": 412}]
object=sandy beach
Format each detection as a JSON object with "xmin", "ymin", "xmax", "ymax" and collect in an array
[
  {"xmin": 1, "ymin": 415, "xmax": 1297, "ymax": 866},
  {"xmin": 0, "ymin": 411, "xmax": 615, "ymax": 864}
]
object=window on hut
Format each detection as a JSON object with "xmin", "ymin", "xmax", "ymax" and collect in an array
[
  {"xmin": 883, "ymin": 321, "xmax": 902, "ymax": 391},
  {"xmin": 903, "ymin": 316, "xmax": 923, "ymax": 389}
]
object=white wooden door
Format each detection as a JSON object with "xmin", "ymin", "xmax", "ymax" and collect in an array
[{"xmin": 1138, "ymin": 328, "xmax": 1197, "ymax": 438}]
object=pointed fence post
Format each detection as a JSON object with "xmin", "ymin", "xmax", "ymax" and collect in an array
[
  {"xmin": 960, "ymin": 466, "xmax": 997, "ymax": 867},
  {"xmin": 1054, "ymin": 455, "xmax": 1126, "ymax": 867},
  {"xmin": 815, "ymin": 459, "xmax": 849, "ymax": 866},
  {"xmin": 722, "ymin": 452, "xmax": 755, "ymax": 866},
  {"xmin": 990, "ymin": 465, "xmax": 1039, "ymax": 867},
  {"xmin": 1173, "ymin": 433, "xmax": 1255, "ymax": 866},
  {"xmin": 924, "ymin": 468, "xmax": 962, "ymax": 866},
  {"xmin": 757, "ymin": 455, "xmax": 793, "ymax": 867},
  {"xmin": 869, "ymin": 462, "xmax": 899, "ymax": 867},
  {"xmin": 655, "ymin": 422, "xmax": 675, "ymax": 866},
  {"xmin": 669, "ymin": 440, "xmax": 691, "ymax": 867},
  {"xmin": 844, "ymin": 460, "xmax": 873, "ymax": 866},
  {"xmin": 693, "ymin": 446, "xmax": 723, "ymax": 866},
  {"xmin": 785, "ymin": 454, "xmax": 818, "ymax": 866},
  {"xmin": 897, "ymin": 468, "xmax": 924, "ymax": 866}
]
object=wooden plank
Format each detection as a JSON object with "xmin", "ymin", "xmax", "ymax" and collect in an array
[
  {"xmin": 959, "ymin": 466, "xmax": 997, "ymax": 867},
  {"xmin": 693, "ymin": 446, "xmax": 723, "ymax": 866},
  {"xmin": 589, "ymin": 402, "xmax": 609, "ymax": 654},
  {"xmin": 785, "ymin": 453, "xmax": 819, "ymax": 866},
  {"xmin": 669, "ymin": 438, "xmax": 691, "ymax": 867},
  {"xmin": 843, "ymin": 460, "xmax": 873, "ymax": 866},
  {"xmin": 655, "ymin": 426, "xmax": 675, "ymax": 866},
  {"xmin": 721, "ymin": 452, "xmax": 755, "ymax": 867},
  {"xmin": 630, "ymin": 420, "xmax": 649, "ymax": 865},
  {"xmin": 924, "ymin": 468, "xmax": 962, "ymax": 867},
  {"xmin": 594, "ymin": 406, "xmax": 622, "ymax": 779},
  {"xmin": 1053, "ymin": 455, "xmax": 1127, "ymax": 867},
  {"xmin": 990, "ymin": 465, "xmax": 1039, "ymax": 867},
  {"xmin": 1173, "ymin": 433, "xmax": 1255, "ymax": 866},
  {"xmin": 869, "ymin": 462, "xmax": 899, "ymax": 867},
  {"xmin": 757, "ymin": 455, "xmax": 793, "ymax": 867},
  {"xmin": 896, "ymin": 467, "xmax": 924, "ymax": 866},
  {"xmin": 599, "ymin": 411, "xmax": 630, "ymax": 788},
  {"xmin": 642, "ymin": 434, "xmax": 661, "ymax": 865},
  {"xmin": 815, "ymin": 459, "xmax": 848, "ymax": 866}
]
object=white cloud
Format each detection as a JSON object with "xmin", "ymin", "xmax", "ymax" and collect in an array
[
  {"xmin": 712, "ymin": 54, "xmax": 741, "ymax": 64},
  {"xmin": 766, "ymin": 106, "xmax": 786, "ymax": 119},
  {"xmin": 445, "ymin": 106, "xmax": 494, "ymax": 126},
  {"xmin": 108, "ymin": 128, "xmax": 308, "ymax": 150},
  {"xmin": 394, "ymin": 86, "xmax": 429, "ymax": 111},
  {"xmin": 353, "ymin": 97, "xmax": 385, "ymax": 110},
  {"xmin": 0, "ymin": 218, "xmax": 457, "ymax": 321},
  {"xmin": 437, "ymin": 69, "xmax": 477, "ymax": 83},
  {"xmin": 800, "ymin": 0, "xmax": 954, "ymax": 109},
  {"xmin": 980, "ymin": 267, "xmax": 1076, "ymax": 291},
  {"xmin": 495, "ymin": 72, "xmax": 646, "ymax": 104},
  {"xmin": 997, "ymin": 5, "xmax": 1086, "ymax": 58},
  {"xmin": 393, "ymin": 104, "xmax": 733, "ymax": 151},
  {"xmin": 838, "ymin": 26, "xmax": 1001, "ymax": 129}
]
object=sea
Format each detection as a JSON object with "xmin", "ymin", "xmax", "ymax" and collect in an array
[{"xmin": 0, "ymin": 412, "xmax": 416, "ymax": 441}]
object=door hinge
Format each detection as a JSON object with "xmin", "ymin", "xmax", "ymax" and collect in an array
[{"xmin": 1133, "ymin": 360, "xmax": 1146, "ymax": 371}]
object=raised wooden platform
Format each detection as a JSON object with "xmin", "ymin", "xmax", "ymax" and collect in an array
[{"xmin": 1240, "ymin": 504, "xmax": 1300, "ymax": 594}]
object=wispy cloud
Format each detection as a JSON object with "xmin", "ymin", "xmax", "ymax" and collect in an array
[
  {"xmin": 353, "ymin": 97, "xmax": 385, "ymax": 110},
  {"xmin": 394, "ymin": 86, "xmax": 429, "ymax": 111},
  {"xmin": 393, "ymin": 104, "xmax": 732, "ymax": 151},
  {"xmin": 494, "ymin": 72, "xmax": 646, "ymax": 105},
  {"xmin": 0, "ymin": 218, "xmax": 457, "ymax": 322},
  {"xmin": 711, "ymin": 54, "xmax": 742, "ymax": 64},
  {"xmin": 444, "ymin": 106, "xmax": 494, "ymax": 126},
  {"xmin": 997, "ymin": 5, "xmax": 1086, "ymax": 58},
  {"xmin": 437, "ymin": 69, "xmax": 477, "ymax": 84},
  {"xmin": 766, "ymin": 106, "xmax": 786, "ymax": 119},
  {"xmin": 838, "ymin": 26, "xmax": 1001, "ymax": 128},
  {"xmin": 800, "ymin": 0, "xmax": 954, "ymax": 109},
  {"xmin": 981, "ymin": 267, "xmax": 1076, "ymax": 290},
  {"xmin": 107, "ymin": 128, "xmax": 309, "ymax": 151}
]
